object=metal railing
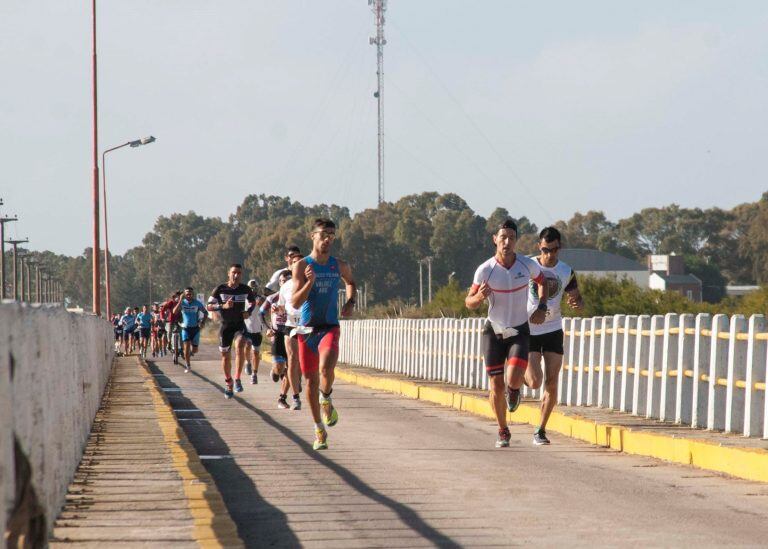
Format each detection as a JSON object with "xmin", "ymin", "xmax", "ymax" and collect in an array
[{"xmin": 338, "ymin": 314, "xmax": 768, "ymax": 439}]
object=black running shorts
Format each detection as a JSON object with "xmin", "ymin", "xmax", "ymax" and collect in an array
[
  {"xmin": 219, "ymin": 320, "xmax": 246, "ymax": 352},
  {"xmin": 271, "ymin": 326, "xmax": 287, "ymax": 362},
  {"xmin": 529, "ymin": 329, "xmax": 564, "ymax": 355},
  {"xmin": 481, "ymin": 321, "xmax": 530, "ymax": 377},
  {"xmin": 245, "ymin": 331, "xmax": 263, "ymax": 348}
]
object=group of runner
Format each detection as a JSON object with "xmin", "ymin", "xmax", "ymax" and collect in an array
[{"xmin": 111, "ymin": 217, "xmax": 581, "ymax": 450}]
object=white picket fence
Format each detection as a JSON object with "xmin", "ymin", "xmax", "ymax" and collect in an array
[{"xmin": 338, "ymin": 314, "xmax": 768, "ymax": 439}]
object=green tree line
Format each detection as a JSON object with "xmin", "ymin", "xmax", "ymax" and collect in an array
[{"xmin": 6, "ymin": 191, "xmax": 768, "ymax": 316}]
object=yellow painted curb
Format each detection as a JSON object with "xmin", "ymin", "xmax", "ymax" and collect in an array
[
  {"xmin": 336, "ymin": 366, "xmax": 768, "ymax": 484},
  {"xmin": 137, "ymin": 357, "xmax": 245, "ymax": 549}
]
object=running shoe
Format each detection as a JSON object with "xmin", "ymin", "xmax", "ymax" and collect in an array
[
  {"xmin": 271, "ymin": 369, "xmax": 280, "ymax": 383},
  {"xmin": 320, "ymin": 396, "xmax": 338, "ymax": 427},
  {"xmin": 533, "ymin": 429, "xmax": 550, "ymax": 446},
  {"xmin": 313, "ymin": 427, "xmax": 328, "ymax": 450},
  {"xmin": 245, "ymin": 361, "xmax": 252, "ymax": 376},
  {"xmin": 234, "ymin": 379, "xmax": 243, "ymax": 393},
  {"xmin": 184, "ymin": 363, "xmax": 191, "ymax": 374},
  {"xmin": 291, "ymin": 396, "xmax": 302, "ymax": 411},
  {"xmin": 496, "ymin": 427, "xmax": 511, "ymax": 448},
  {"xmin": 277, "ymin": 396, "xmax": 289, "ymax": 409},
  {"xmin": 506, "ymin": 387, "xmax": 521, "ymax": 413},
  {"xmin": 251, "ymin": 373, "xmax": 258, "ymax": 385},
  {"xmin": 224, "ymin": 382, "xmax": 234, "ymax": 400}
]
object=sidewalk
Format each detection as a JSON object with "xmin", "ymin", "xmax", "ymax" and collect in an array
[
  {"xmin": 336, "ymin": 363, "xmax": 768, "ymax": 483},
  {"xmin": 49, "ymin": 356, "xmax": 242, "ymax": 548}
]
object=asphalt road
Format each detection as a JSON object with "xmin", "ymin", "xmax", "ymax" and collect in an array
[{"xmin": 149, "ymin": 344, "xmax": 768, "ymax": 548}]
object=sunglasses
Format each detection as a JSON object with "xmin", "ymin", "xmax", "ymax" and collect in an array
[
  {"xmin": 313, "ymin": 231, "xmax": 336, "ymax": 240},
  {"xmin": 541, "ymin": 246, "xmax": 560, "ymax": 254}
]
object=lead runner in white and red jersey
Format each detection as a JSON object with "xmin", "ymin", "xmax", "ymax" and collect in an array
[{"xmin": 466, "ymin": 219, "xmax": 548, "ymax": 448}]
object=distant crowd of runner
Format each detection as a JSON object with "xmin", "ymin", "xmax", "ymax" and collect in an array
[{"xmin": 111, "ymin": 218, "xmax": 583, "ymax": 450}]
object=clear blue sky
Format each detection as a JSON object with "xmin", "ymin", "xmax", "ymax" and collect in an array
[{"xmin": 2, "ymin": 1, "xmax": 767, "ymax": 256}]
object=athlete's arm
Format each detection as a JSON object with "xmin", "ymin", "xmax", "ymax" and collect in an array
[
  {"xmin": 465, "ymin": 283, "xmax": 491, "ymax": 310},
  {"xmin": 290, "ymin": 259, "xmax": 314, "ymax": 309},
  {"xmin": 172, "ymin": 298, "xmax": 183, "ymax": 316},
  {"xmin": 206, "ymin": 286, "xmax": 221, "ymax": 313},
  {"xmin": 564, "ymin": 272, "xmax": 583, "ymax": 309},
  {"xmin": 338, "ymin": 259, "xmax": 357, "ymax": 317},
  {"xmin": 529, "ymin": 267, "xmax": 549, "ymax": 324}
]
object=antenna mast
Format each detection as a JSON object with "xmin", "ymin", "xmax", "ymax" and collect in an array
[{"xmin": 369, "ymin": 0, "xmax": 387, "ymax": 205}]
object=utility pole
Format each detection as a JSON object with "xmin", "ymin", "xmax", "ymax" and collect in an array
[
  {"xmin": 0, "ymin": 213, "xmax": 18, "ymax": 299},
  {"xmin": 91, "ymin": 0, "xmax": 101, "ymax": 316},
  {"xmin": 20, "ymin": 255, "xmax": 27, "ymax": 302},
  {"xmin": 5, "ymin": 238, "xmax": 28, "ymax": 301},
  {"xmin": 426, "ymin": 256, "xmax": 433, "ymax": 302},
  {"xmin": 35, "ymin": 264, "xmax": 41, "ymax": 303},
  {"xmin": 369, "ymin": 0, "xmax": 387, "ymax": 205},
  {"xmin": 418, "ymin": 259, "xmax": 424, "ymax": 307}
]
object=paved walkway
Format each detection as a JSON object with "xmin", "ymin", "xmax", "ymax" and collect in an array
[
  {"xmin": 140, "ymin": 344, "xmax": 768, "ymax": 547},
  {"xmin": 49, "ymin": 356, "xmax": 241, "ymax": 548}
]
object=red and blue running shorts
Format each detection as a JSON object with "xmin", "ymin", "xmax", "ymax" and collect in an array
[{"xmin": 297, "ymin": 325, "xmax": 341, "ymax": 375}]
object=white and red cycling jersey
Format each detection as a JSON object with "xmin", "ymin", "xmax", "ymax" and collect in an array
[{"xmin": 472, "ymin": 254, "xmax": 544, "ymax": 329}]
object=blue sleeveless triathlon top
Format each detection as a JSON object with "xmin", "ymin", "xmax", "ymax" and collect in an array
[{"xmin": 299, "ymin": 256, "xmax": 340, "ymax": 327}]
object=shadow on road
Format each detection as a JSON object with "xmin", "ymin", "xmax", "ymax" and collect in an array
[
  {"xmin": 148, "ymin": 362, "xmax": 302, "ymax": 548},
  {"xmin": 150, "ymin": 360, "xmax": 461, "ymax": 548}
]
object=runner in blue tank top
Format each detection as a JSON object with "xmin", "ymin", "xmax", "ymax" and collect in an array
[{"xmin": 292, "ymin": 218, "xmax": 357, "ymax": 451}]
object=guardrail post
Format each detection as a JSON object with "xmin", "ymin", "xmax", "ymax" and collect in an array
[
  {"xmin": 725, "ymin": 315, "xmax": 747, "ymax": 433},
  {"xmin": 707, "ymin": 314, "xmax": 729, "ymax": 431},
  {"xmin": 575, "ymin": 318, "xmax": 589, "ymax": 406},
  {"xmin": 744, "ymin": 315, "xmax": 766, "ymax": 437},
  {"xmin": 675, "ymin": 314, "xmax": 695, "ymax": 425},
  {"xmin": 472, "ymin": 318, "xmax": 482, "ymax": 390},
  {"xmin": 585, "ymin": 317, "xmax": 600, "ymax": 406},
  {"xmin": 632, "ymin": 315, "xmax": 652, "ymax": 416},
  {"xmin": 645, "ymin": 314, "xmax": 666, "ymax": 419},
  {"xmin": 597, "ymin": 316, "xmax": 612, "ymax": 407},
  {"xmin": 692, "ymin": 313, "xmax": 711, "ymax": 428},
  {"xmin": 608, "ymin": 314, "xmax": 626, "ymax": 410},
  {"xmin": 564, "ymin": 318, "xmax": 577, "ymax": 405},
  {"xmin": 657, "ymin": 313, "xmax": 678, "ymax": 421}
]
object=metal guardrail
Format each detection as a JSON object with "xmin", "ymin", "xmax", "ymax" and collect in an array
[{"xmin": 339, "ymin": 314, "xmax": 768, "ymax": 439}]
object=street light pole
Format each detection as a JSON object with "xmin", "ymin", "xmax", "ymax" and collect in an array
[
  {"xmin": 91, "ymin": 0, "xmax": 101, "ymax": 316},
  {"xmin": 0, "ymin": 214, "xmax": 18, "ymax": 299},
  {"xmin": 102, "ymin": 135, "xmax": 156, "ymax": 315},
  {"xmin": 5, "ymin": 239, "xmax": 28, "ymax": 301},
  {"xmin": 35, "ymin": 264, "xmax": 41, "ymax": 303}
]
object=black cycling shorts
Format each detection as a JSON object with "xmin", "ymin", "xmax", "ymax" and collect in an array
[
  {"xmin": 481, "ymin": 321, "xmax": 530, "ymax": 377},
  {"xmin": 245, "ymin": 331, "xmax": 263, "ymax": 348},
  {"xmin": 529, "ymin": 329, "xmax": 564, "ymax": 355},
  {"xmin": 271, "ymin": 326, "xmax": 287, "ymax": 362},
  {"xmin": 219, "ymin": 320, "xmax": 246, "ymax": 352}
]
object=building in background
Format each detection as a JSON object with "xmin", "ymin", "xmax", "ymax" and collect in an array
[
  {"xmin": 555, "ymin": 249, "xmax": 648, "ymax": 287},
  {"xmin": 725, "ymin": 285, "xmax": 760, "ymax": 297},
  {"xmin": 647, "ymin": 254, "xmax": 702, "ymax": 302}
]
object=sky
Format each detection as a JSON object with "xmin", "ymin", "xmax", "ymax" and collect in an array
[{"xmin": 2, "ymin": 1, "xmax": 768, "ymax": 256}]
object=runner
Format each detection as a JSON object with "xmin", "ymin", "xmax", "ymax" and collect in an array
[
  {"xmin": 150, "ymin": 303, "xmax": 161, "ymax": 357},
  {"xmin": 243, "ymin": 279, "xmax": 265, "ymax": 383},
  {"xmin": 291, "ymin": 219, "xmax": 357, "ymax": 450},
  {"xmin": 465, "ymin": 219, "xmax": 549, "ymax": 448},
  {"xmin": 136, "ymin": 305, "xmax": 153, "ymax": 359},
  {"xmin": 265, "ymin": 246, "xmax": 303, "ymax": 296},
  {"xmin": 119, "ymin": 307, "xmax": 137, "ymax": 355},
  {"xmin": 112, "ymin": 313, "xmax": 123, "ymax": 355},
  {"xmin": 161, "ymin": 291, "xmax": 182, "ymax": 364},
  {"xmin": 526, "ymin": 226, "xmax": 583, "ymax": 445},
  {"xmin": 261, "ymin": 271, "xmax": 291, "ymax": 408},
  {"xmin": 154, "ymin": 304, "xmax": 167, "ymax": 357},
  {"xmin": 207, "ymin": 264, "xmax": 256, "ymax": 399},
  {"xmin": 131, "ymin": 307, "xmax": 142, "ymax": 354},
  {"xmin": 174, "ymin": 287, "xmax": 207, "ymax": 373},
  {"xmin": 278, "ymin": 255, "xmax": 304, "ymax": 411}
]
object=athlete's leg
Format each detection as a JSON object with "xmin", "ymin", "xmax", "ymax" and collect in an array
[
  {"xmin": 539, "ymin": 351, "xmax": 564, "ymax": 430},
  {"xmin": 489, "ymin": 373, "xmax": 507, "ymax": 430},
  {"xmin": 284, "ymin": 335, "xmax": 302, "ymax": 398},
  {"xmin": 525, "ymin": 351, "xmax": 544, "ymax": 390},
  {"xmin": 305, "ymin": 370, "xmax": 321, "ymax": 423},
  {"xmin": 234, "ymin": 335, "xmax": 246, "ymax": 380}
]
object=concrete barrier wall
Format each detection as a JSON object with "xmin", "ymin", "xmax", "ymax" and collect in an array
[
  {"xmin": 0, "ymin": 303, "xmax": 113, "ymax": 539},
  {"xmin": 339, "ymin": 314, "xmax": 768, "ymax": 439}
]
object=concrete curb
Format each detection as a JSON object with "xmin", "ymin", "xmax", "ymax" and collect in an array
[
  {"xmin": 139, "ymin": 357, "xmax": 245, "ymax": 548},
  {"xmin": 336, "ymin": 366, "xmax": 768, "ymax": 484}
]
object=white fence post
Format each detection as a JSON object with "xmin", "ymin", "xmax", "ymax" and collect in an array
[
  {"xmin": 744, "ymin": 315, "xmax": 766, "ymax": 437},
  {"xmin": 575, "ymin": 318, "xmax": 589, "ymax": 406},
  {"xmin": 608, "ymin": 314, "xmax": 626, "ymax": 410},
  {"xmin": 644, "ymin": 314, "xmax": 664, "ymax": 419},
  {"xmin": 657, "ymin": 313, "xmax": 678, "ymax": 421},
  {"xmin": 675, "ymin": 314, "xmax": 695, "ymax": 425},
  {"xmin": 707, "ymin": 314, "xmax": 730, "ymax": 431},
  {"xmin": 631, "ymin": 315, "xmax": 651, "ymax": 416},
  {"xmin": 564, "ymin": 318, "xmax": 577, "ymax": 406},
  {"xmin": 597, "ymin": 316, "xmax": 613, "ymax": 408},
  {"xmin": 725, "ymin": 315, "xmax": 747, "ymax": 434},
  {"xmin": 692, "ymin": 313, "xmax": 712, "ymax": 429}
]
